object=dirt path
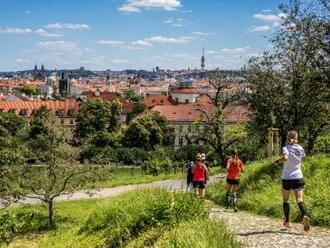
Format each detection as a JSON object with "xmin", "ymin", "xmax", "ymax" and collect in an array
[
  {"xmin": 3, "ymin": 176, "xmax": 221, "ymax": 206},
  {"xmin": 210, "ymin": 206, "xmax": 330, "ymax": 248}
]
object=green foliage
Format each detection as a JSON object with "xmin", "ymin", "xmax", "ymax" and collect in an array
[
  {"xmin": 21, "ymin": 84, "xmax": 38, "ymax": 96},
  {"xmin": 0, "ymin": 209, "xmax": 47, "ymax": 244},
  {"xmin": 80, "ymin": 188, "xmax": 208, "ymax": 247},
  {"xmin": 207, "ymin": 155, "xmax": 330, "ymax": 228},
  {"xmin": 115, "ymin": 147, "xmax": 149, "ymax": 165},
  {"xmin": 123, "ymin": 89, "xmax": 141, "ymax": 102},
  {"xmin": 74, "ymin": 99, "xmax": 121, "ymax": 144},
  {"xmin": 126, "ymin": 103, "xmax": 146, "ymax": 124},
  {"xmin": 122, "ymin": 112, "xmax": 174, "ymax": 149},
  {"xmin": 158, "ymin": 218, "xmax": 241, "ymax": 248}
]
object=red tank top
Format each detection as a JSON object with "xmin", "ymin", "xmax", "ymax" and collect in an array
[
  {"xmin": 193, "ymin": 162, "xmax": 206, "ymax": 181},
  {"xmin": 227, "ymin": 158, "xmax": 244, "ymax": 179}
]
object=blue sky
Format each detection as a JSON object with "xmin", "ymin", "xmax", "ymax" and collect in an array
[{"xmin": 0, "ymin": 0, "xmax": 288, "ymax": 71}]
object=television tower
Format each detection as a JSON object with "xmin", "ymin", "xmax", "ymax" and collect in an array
[{"xmin": 201, "ymin": 47, "xmax": 205, "ymax": 70}]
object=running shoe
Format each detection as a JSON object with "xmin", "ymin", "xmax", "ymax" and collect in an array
[
  {"xmin": 303, "ymin": 216, "xmax": 310, "ymax": 232},
  {"xmin": 234, "ymin": 206, "xmax": 238, "ymax": 212},
  {"xmin": 283, "ymin": 220, "xmax": 292, "ymax": 228}
]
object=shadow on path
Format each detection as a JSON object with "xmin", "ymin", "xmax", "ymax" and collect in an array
[{"xmin": 238, "ymin": 230, "xmax": 304, "ymax": 237}]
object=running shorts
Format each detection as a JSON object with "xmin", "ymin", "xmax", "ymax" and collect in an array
[
  {"xmin": 193, "ymin": 181, "xmax": 206, "ymax": 189},
  {"xmin": 226, "ymin": 178, "xmax": 240, "ymax": 185},
  {"xmin": 282, "ymin": 179, "xmax": 305, "ymax": 191}
]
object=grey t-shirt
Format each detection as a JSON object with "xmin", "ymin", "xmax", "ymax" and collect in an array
[{"xmin": 281, "ymin": 144, "xmax": 306, "ymax": 180}]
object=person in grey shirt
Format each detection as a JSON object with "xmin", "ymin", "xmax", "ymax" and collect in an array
[{"xmin": 277, "ymin": 130, "xmax": 310, "ymax": 231}]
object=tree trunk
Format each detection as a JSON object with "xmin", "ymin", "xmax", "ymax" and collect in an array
[
  {"xmin": 307, "ymin": 134, "xmax": 316, "ymax": 155},
  {"xmin": 48, "ymin": 200, "xmax": 54, "ymax": 226}
]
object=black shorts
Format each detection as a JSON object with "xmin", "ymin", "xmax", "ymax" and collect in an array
[
  {"xmin": 193, "ymin": 181, "xmax": 206, "ymax": 189},
  {"xmin": 282, "ymin": 179, "xmax": 305, "ymax": 191},
  {"xmin": 226, "ymin": 178, "xmax": 240, "ymax": 185}
]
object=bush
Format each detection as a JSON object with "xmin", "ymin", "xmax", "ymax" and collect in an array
[
  {"xmin": 0, "ymin": 208, "xmax": 47, "ymax": 244},
  {"xmin": 79, "ymin": 188, "xmax": 208, "ymax": 247},
  {"xmin": 115, "ymin": 147, "xmax": 149, "ymax": 165},
  {"xmin": 158, "ymin": 218, "xmax": 241, "ymax": 248},
  {"xmin": 207, "ymin": 155, "xmax": 330, "ymax": 227}
]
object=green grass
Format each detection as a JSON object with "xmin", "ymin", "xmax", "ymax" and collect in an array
[
  {"xmin": 2, "ymin": 188, "xmax": 213, "ymax": 248},
  {"xmin": 207, "ymin": 154, "xmax": 330, "ymax": 228},
  {"xmin": 157, "ymin": 218, "xmax": 242, "ymax": 248},
  {"xmin": 85, "ymin": 166, "xmax": 221, "ymax": 189}
]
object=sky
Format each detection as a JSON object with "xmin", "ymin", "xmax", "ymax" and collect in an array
[{"xmin": 0, "ymin": 0, "xmax": 289, "ymax": 71}]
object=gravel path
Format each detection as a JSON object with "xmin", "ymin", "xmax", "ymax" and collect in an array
[
  {"xmin": 4, "ymin": 176, "xmax": 221, "ymax": 206},
  {"xmin": 210, "ymin": 206, "xmax": 330, "ymax": 248}
]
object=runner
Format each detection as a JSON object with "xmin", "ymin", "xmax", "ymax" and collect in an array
[
  {"xmin": 276, "ymin": 130, "xmax": 310, "ymax": 231},
  {"xmin": 201, "ymin": 153, "xmax": 211, "ymax": 185},
  {"xmin": 225, "ymin": 149, "xmax": 244, "ymax": 212},
  {"xmin": 192, "ymin": 153, "xmax": 208, "ymax": 198},
  {"xmin": 186, "ymin": 161, "xmax": 194, "ymax": 192}
]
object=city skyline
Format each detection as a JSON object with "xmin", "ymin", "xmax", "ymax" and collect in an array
[{"xmin": 1, "ymin": 0, "xmax": 287, "ymax": 71}]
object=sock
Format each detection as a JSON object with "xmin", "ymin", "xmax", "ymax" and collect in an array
[
  {"xmin": 226, "ymin": 192, "xmax": 230, "ymax": 206},
  {"xmin": 298, "ymin": 202, "xmax": 307, "ymax": 216},
  {"xmin": 233, "ymin": 193, "xmax": 237, "ymax": 207},
  {"xmin": 283, "ymin": 202, "xmax": 290, "ymax": 222}
]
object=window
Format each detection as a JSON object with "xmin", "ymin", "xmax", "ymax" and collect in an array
[
  {"xmin": 70, "ymin": 119, "xmax": 74, "ymax": 125},
  {"xmin": 68, "ymin": 109, "xmax": 76, "ymax": 116},
  {"xmin": 60, "ymin": 119, "xmax": 65, "ymax": 125},
  {"xmin": 20, "ymin": 109, "xmax": 28, "ymax": 116},
  {"xmin": 57, "ymin": 109, "xmax": 65, "ymax": 117},
  {"xmin": 175, "ymin": 97, "xmax": 179, "ymax": 102},
  {"xmin": 185, "ymin": 99, "xmax": 189, "ymax": 103}
]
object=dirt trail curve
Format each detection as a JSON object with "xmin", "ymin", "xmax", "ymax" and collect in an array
[
  {"xmin": 1, "ymin": 176, "xmax": 221, "ymax": 206},
  {"xmin": 210, "ymin": 206, "xmax": 330, "ymax": 248}
]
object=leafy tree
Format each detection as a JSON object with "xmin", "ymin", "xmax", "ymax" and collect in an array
[
  {"xmin": 123, "ymin": 89, "xmax": 141, "ymax": 102},
  {"xmin": 122, "ymin": 112, "xmax": 174, "ymax": 150},
  {"xmin": 245, "ymin": 0, "xmax": 329, "ymax": 153},
  {"xmin": 193, "ymin": 72, "xmax": 244, "ymax": 161},
  {"xmin": 21, "ymin": 85, "xmax": 38, "ymax": 96},
  {"xmin": 20, "ymin": 107, "xmax": 111, "ymax": 226},
  {"xmin": 74, "ymin": 99, "xmax": 121, "ymax": 144},
  {"xmin": 126, "ymin": 103, "xmax": 146, "ymax": 124}
]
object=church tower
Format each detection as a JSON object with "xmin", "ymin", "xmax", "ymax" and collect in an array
[
  {"xmin": 59, "ymin": 72, "xmax": 68, "ymax": 97},
  {"xmin": 201, "ymin": 48, "xmax": 205, "ymax": 70}
]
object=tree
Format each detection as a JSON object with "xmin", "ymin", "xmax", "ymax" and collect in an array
[
  {"xmin": 245, "ymin": 0, "xmax": 329, "ymax": 153},
  {"xmin": 74, "ymin": 99, "xmax": 121, "ymax": 144},
  {"xmin": 19, "ymin": 107, "xmax": 111, "ymax": 226},
  {"xmin": 123, "ymin": 89, "xmax": 141, "ymax": 102},
  {"xmin": 122, "ymin": 112, "xmax": 174, "ymax": 150},
  {"xmin": 21, "ymin": 85, "xmax": 38, "ymax": 96},
  {"xmin": 126, "ymin": 103, "xmax": 146, "ymax": 124},
  {"xmin": 194, "ymin": 72, "xmax": 245, "ymax": 161}
]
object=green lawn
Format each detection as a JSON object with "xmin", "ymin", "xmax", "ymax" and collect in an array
[
  {"xmin": 2, "ymin": 186, "xmax": 238, "ymax": 248},
  {"xmin": 84, "ymin": 166, "xmax": 221, "ymax": 189}
]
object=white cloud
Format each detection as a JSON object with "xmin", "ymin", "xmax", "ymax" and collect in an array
[
  {"xmin": 144, "ymin": 35, "xmax": 193, "ymax": 44},
  {"xmin": 44, "ymin": 23, "xmax": 90, "ymax": 30},
  {"xmin": 118, "ymin": 4, "xmax": 141, "ymax": 12},
  {"xmin": 34, "ymin": 28, "xmax": 63, "ymax": 37},
  {"xmin": 192, "ymin": 31, "xmax": 216, "ymax": 36},
  {"xmin": 119, "ymin": 0, "xmax": 181, "ymax": 13},
  {"xmin": 0, "ymin": 28, "xmax": 32, "ymax": 34},
  {"xmin": 37, "ymin": 41, "xmax": 80, "ymax": 51},
  {"xmin": 221, "ymin": 47, "xmax": 251, "ymax": 54},
  {"xmin": 131, "ymin": 40, "xmax": 153, "ymax": 47},
  {"xmin": 262, "ymin": 9, "xmax": 272, "ymax": 13},
  {"xmin": 253, "ymin": 13, "xmax": 286, "ymax": 22},
  {"xmin": 250, "ymin": 25, "xmax": 270, "ymax": 32},
  {"xmin": 95, "ymin": 40, "xmax": 125, "ymax": 45},
  {"xmin": 164, "ymin": 18, "xmax": 184, "ymax": 27}
]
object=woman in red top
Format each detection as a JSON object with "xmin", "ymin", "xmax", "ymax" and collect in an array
[
  {"xmin": 192, "ymin": 153, "xmax": 208, "ymax": 198},
  {"xmin": 226, "ymin": 149, "xmax": 244, "ymax": 211}
]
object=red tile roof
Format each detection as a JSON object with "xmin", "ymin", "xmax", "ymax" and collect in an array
[
  {"xmin": 0, "ymin": 100, "xmax": 80, "ymax": 117},
  {"xmin": 170, "ymin": 88, "xmax": 201, "ymax": 94},
  {"xmin": 81, "ymin": 91, "xmax": 125, "ymax": 102},
  {"xmin": 151, "ymin": 104, "xmax": 251, "ymax": 123},
  {"xmin": 141, "ymin": 95, "xmax": 176, "ymax": 109}
]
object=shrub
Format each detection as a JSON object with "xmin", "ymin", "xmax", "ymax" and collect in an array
[
  {"xmin": 79, "ymin": 188, "xmax": 208, "ymax": 247},
  {"xmin": 157, "ymin": 218, "xmax": 241, "ymax": 248},
  {"xmin": 0, "ymin": 208, "xmax": 47, "ymax": 244}
]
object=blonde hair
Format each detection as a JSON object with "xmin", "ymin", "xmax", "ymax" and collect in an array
[{"xmin": 287, "ymin": 130, "xmax": 298, "ymax": 144}]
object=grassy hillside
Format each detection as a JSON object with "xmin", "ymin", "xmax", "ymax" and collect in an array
[
  {"xmin": 2, "ymin": 188, "xmax": 238, "ymax": 248},
  {"xmin": 207, "ymin": 155, "xmax": 330, "ymax": 227}
]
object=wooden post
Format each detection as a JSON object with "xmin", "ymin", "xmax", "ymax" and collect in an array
[{"xmin": 268, "ymin": 128, "xmax": 280, "ymax": 158}]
